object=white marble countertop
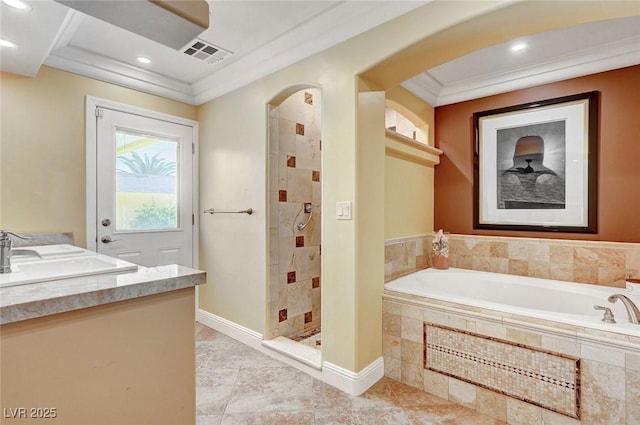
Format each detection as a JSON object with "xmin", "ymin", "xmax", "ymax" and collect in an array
[{"xmin": 0, "ymin": 264, "xmax": 206, "ymax": 324}]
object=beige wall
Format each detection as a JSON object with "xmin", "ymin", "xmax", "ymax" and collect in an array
[
  {"xmin": 1, "ymin": 288, "xmax": 196, "ymax": 425},
  {"xmin": 385, "ymin": 86, "xmax": 436, "ymax": 240},
  {"xmin": 0, "ymin": 66, "xmax": 197, "ymax": 246},
  {"xmin": 385, "ymin": 155, "xmax": 434, "ymax": 240},
  {"xmin": 2, "ymin": 1, "xmax": 636, "ymax": 377},
  {"xmin": 197, "ymin": 0, "xmax": 638, "ymax": 374},
  {"xmin": 196, "ymin": 1, "xmax": 521, "ymax": 373}
]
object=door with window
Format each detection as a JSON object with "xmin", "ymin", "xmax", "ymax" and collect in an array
[{"xmin": 94, "ymin": 106, "xmax": 195, "ymax": 267}]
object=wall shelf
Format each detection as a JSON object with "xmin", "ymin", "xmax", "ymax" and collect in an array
[{"xmin": 385, "ymin": 129, "xmax": 443, "ymax": 166}]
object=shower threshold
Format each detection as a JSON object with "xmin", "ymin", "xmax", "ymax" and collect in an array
[{"xmin": 262, "ymin": 335, "xmax": 321, "ymax": 370}]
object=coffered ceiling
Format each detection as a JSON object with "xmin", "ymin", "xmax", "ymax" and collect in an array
[{"xmin": 0, "ymin": 0, "xmax": 428, "ymax": 105}]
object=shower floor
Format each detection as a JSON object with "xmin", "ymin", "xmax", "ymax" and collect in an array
[{"xmin": 292, "ymin": 328, "xmax": 321, "ymax": 350}]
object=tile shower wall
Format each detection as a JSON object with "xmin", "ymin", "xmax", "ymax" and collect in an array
[
  {"xmin": 268, "ymin": 89, "xmax": 321, "ymax": 340},
  {"xmin": 385, "ymin": 234, "xmax": 640, "ymax": 288}
]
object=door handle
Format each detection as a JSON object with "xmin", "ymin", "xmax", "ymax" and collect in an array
[{"xmin": 101, "ymin": 235, "xmax": 120, "ymax": 244}]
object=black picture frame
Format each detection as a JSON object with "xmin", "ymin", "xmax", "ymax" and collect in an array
[{"xmin": 473, "ymin": 91, "xmax": 599, "ymax": 233}]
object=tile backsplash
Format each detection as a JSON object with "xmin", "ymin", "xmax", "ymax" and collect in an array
[{"xmin": 385, "ymin": 233, "xmax": 640, "ymax": 288}]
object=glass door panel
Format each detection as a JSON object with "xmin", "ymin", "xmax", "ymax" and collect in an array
[{"xmin": 115, "ymin": 129, "xmax": 180, "ymax": 232}]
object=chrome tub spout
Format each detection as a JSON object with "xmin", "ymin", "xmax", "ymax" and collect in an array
[{"xmin": 608, "ymin": 294, "xmax": 640, "ymax": 324}]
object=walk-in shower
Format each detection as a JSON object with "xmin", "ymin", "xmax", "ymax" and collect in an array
[{"xmin": 267, "ymin": 88, "xmax": 322, "ymax": 350}]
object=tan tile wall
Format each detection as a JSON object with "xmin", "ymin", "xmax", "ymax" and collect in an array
[
  {"xmin": 385, "ymin": 233, "xmax": 640, "ymax": 288},
  {"xmin": 268, "ymin": 89, "xmax": 322, "ymax": 339},
  {"xmin": 382, "ymin": 297, "xmax": 640, "ymax": 425},
  {"xmin": 384, "ymin": 235, "xmax": 432, "ymax": 282}
]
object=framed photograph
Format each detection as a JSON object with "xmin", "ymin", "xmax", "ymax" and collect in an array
[{"xmin": 473, "ymin": 91, "xmax": 599, "ymax": 233}]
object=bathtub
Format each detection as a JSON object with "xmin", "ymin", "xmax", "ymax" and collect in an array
[{"xmin": 384, "ymin": 267, "xmax": 640, "ymax": 338}]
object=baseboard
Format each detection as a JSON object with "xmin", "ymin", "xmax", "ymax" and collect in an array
[
  {"xmin": 322, "ymin": 357, "xmax": 385, "ymax": 396},
  {"xmin": 196, "ymin": 309, "xmax": 384, "ymax": 395},
  {"xmin": 196, "ymin": 308, "xmax": 263, "ymax": 350}
]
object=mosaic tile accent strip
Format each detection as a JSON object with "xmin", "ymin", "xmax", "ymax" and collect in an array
[
  {"xmin": 286, "ymin": 155, "xmax": 296, "ymax": 167},
  {"xmin": 296, "ymin": 123, "xmax": 305, "ymax": 135},
  {"xmin": 424, "ymin": 323, "xmax": 580, "ymax": 419},
  {"xmin": 279, "ymin": 190, "xmax": 287, "ymax": 202},
  {"xmin": 312, "ymin": 170, "xmax": 320, "ymax": 182},
  {"xmin": 296, "ymin": 236, "xmax": 305, "ymax": 248},
  {"xmin": 304, "ymin": 92, "xmax": 313, "ymax": 105}
]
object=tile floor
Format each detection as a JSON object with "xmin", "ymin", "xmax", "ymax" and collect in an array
[{"xmin": 196, "ymin": 323, "xmax": 506, "ymax": 425}]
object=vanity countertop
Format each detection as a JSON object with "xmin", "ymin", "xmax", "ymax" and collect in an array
[{"xmin": 0, "ymin": 264, "xmax": 206, "ymax": 324}]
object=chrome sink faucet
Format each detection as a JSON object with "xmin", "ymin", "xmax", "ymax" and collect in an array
[
  {"xmin": 608, "ymin": 294, "xmax": 640, "ymax": 324},
  {"xmin": 0, "ymin": 230, "xmax": 41, "ymax": 274}
]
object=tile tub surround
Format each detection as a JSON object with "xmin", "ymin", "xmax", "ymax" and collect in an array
[
  {"xmin": 385, "ymin": 234, "xmax": 640, "ymax": 288},
  {"xmin": 385, "ymin": 235, "xmax": 432, "ymax": 281},
  {"xmin": 268, "ymin": 89, "xmax": 322, "ymax": 339},
  {"xmin": 382, "ymin": 292, "xmax": 640, "ymax": 425},
  {"xmin": 0, "ymin": 264, "xmax": 206, "ymax": 324}
]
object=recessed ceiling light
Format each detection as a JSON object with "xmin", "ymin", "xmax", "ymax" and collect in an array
[
  {"xmin": 0, "ymin": 39, "xmax": 16, "ymax": 48},
  {"xmin": 511, "ymin": 43, "xmax": 528, "ymax": 52},
  {"xmin": 2, "ymin": 0, "xmax": 31, "ymax": 11},
  {"xmin": 137, "ymin": 56, "xmax": 152, "ymax": 64}
]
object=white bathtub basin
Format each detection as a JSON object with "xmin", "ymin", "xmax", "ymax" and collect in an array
[
  {"xmin": 385, "ymin": 267, "xmax": 640, "ymax": 337},
  {"xmin": 1, "ymin": 246, "xmax": 138, "ymax": 288}
]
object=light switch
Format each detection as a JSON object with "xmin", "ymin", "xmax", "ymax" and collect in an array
[{"xmin": 336, "ymin": 201, "xmax": 352, "ymax": 220}]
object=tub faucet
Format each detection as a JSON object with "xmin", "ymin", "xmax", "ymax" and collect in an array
[
  {"xmin": 0, "ymin": 230, "xmax": 41, "ymax": 274},
  {"xmin": 608, "ymin": 294, "xmax": 640, "ymax": 324}
]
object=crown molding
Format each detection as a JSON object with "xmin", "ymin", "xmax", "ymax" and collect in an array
[
  {"xmin": 44, "ymin": 9, "xmax": 196, "ymax": 104},
  {"xmin": 404, "ymin": 36, "xmax": 640, "ymax": 107},
  {"xmin": 44, "ymin": 45, "xmax": 196, "ymax": 104},
  {"xmin": 40, "ymin": 2, "xmax": 637, "ymax": 107},
  {"xmin": 192, "ymin": 1, "xmax": 427, "ymax": 104},
  {"xmin": 400, "ymin": 73, "xmax": 441, "ymax": 106},
  {"xmin": 41, "ymin": 1, "xmax": 426, "ymax": 106}
]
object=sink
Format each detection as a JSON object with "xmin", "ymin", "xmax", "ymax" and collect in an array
[
  {"xmin": 1, "ymin": 246, "xmax": 138, "ymax": 288},
  {"xmin": 11, "ymin": 244, "xmax": 86, "ymax": 259}
]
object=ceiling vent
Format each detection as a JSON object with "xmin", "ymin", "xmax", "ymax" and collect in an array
[{"xmin": 182, "ymin": 39, "xmax": 232, "ymax": 64}]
